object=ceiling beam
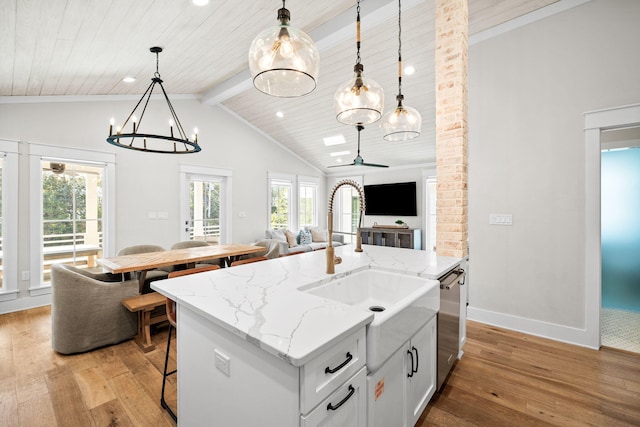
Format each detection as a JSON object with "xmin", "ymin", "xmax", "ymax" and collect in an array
[{"xmin": 201, "ymin": 0, "xmax": 425, "ymax": 106}]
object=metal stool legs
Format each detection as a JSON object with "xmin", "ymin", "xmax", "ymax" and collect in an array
[{"xmin": 161, "ymin": 323, "xmax": 178, "ymax": 422}]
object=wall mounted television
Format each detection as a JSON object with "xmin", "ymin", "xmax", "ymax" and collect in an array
[{"xmin": 364, "ymin": 181, "xmax": 417, "ymax": 216}]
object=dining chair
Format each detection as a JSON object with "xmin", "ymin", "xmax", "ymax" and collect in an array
[
  {"xmin": 230, "ymin": 256, "xmax": 268, "ymax": 267},
  {"xmin": 170, "ymin": 240, "xmax": 223, "ymax": 269},
  {"xmin": 161, "ymin": 264, "xmax": 221, "ymax": 422},
  {"xmin": 117, "ymin": 244, "xmax": 169, "ymax": 293}
]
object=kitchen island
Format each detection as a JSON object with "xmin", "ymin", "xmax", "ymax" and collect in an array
[{"xmin": 152, "ymin": 244, "xmax": 461, "ymax": 426}]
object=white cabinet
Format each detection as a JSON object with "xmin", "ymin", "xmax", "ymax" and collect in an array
[
  {"xmin": 177, "ymin": 305, "xmax": 366, "ymax": 427},
  {"xmin": 367, "ymin": 317, "xmax": 437, "ymax": 427},
  {"xmin": 406, "ymin": 318, "xmax": 437, "ymax": 427}
]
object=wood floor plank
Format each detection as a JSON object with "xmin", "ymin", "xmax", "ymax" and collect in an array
[
  {"xmin": 109, "ymin": 372, "xmax": 173, "ymax": 426},
  {"xmin": 45, "ymin": 365, "xmax": 94, "ymax": 427},
  {"xmin": 90, "ymin": 399, "xmax": 135, "ymax": 427},
  {"xmin": 74, "ymin": 366, "xmax": 117, "ymax": 410},
  {"xmin": 17, "ymin": 392, "xmax": 57, "ymax": 427},
  {"xmin": 0, "ymin": 377, "xmax": 18, "ymax": 427}
]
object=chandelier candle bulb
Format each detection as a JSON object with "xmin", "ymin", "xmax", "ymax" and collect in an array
[{"xmin": 109, "ymin": 118, "xmax": 115, "ymax": 135}]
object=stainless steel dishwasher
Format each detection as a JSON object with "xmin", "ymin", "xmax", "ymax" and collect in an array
[{"xmin": 437, "ymin": 267, "xmax": 465, "ymax": 390}]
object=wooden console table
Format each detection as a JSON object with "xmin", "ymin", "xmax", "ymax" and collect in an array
[{"xmin": 359, "ymin": 227, "xmax": 422, "ymax": 250}]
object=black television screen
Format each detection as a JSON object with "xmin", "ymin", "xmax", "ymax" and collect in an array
[{"xmin": 364, "ymin": 182, "xmax": 417, "ymax": 216}]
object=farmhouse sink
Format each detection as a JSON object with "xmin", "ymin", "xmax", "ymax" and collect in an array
[{"xmin": 302, "ymin": 268, "xmax": 440, "ymax": 372}]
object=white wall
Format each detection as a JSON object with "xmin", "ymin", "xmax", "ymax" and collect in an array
[
  {"xmin": 0, "ymin": 98, "xmax": 323, "ymax": 312},
  {"xmin": 468, "ymin": 0, "xmax": 640, "ymax": 345}
]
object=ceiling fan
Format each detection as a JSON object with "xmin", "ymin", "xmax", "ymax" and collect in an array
[{"xmin": 328, "ymin": 125, "xmax": 389, "ymax": 168}]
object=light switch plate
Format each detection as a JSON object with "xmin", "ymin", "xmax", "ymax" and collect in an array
[{"xmin": 489, "ymin": 214, "xmax": 513, "ymax": 225}]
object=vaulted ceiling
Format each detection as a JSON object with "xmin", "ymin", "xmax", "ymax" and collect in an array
[{"xmin": 1, "ymin": 0, "xmax": 560, "ymax": 172}]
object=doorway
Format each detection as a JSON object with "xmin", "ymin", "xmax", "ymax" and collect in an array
[
  {"xmin": 584, "ymin": 103, "xmax": 640, "ymax": 351},
  {"xmin": 600, "ymin": 128, "xmax": 640, "ymax": 352}
]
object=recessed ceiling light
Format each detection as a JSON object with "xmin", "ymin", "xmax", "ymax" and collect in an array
[
  {"xmin": 323, "ymin": 134, "xmax": 346, "ymax": 146},
  {"xmin": 330, "ymin": 151, "xmax": 350, "ymax": 157},
  {"xmin": 404, "ymin": 65, "xmax": 415, "ymax": 75},
  {"xmin": 276, "ymin": 111, "xmax": 284, "ymax": 118},
  {"xmin": 122, "ymin": 76, "xmax": 136, "ymax": 83},
  {"xmin": 192, "ymin": 0, "xmax": 209, "ymax": 5}
]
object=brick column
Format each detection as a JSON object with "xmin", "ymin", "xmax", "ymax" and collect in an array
[{"xmin": 435, "ymin": 0, "xmax": 468, "ymax": 258}]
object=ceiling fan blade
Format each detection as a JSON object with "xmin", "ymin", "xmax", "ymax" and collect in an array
[
  {"xmin": 327, "ymin": 162, "xmax": 356, "ymax": 168},
  {"xmin": 361, "ymin": 162, "xmax": 389, "ymax": 168}
]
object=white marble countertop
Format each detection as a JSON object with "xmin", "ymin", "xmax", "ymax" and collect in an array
[{"xmin": 152, "ymin": 244, "xmax": 462, "ymax": 367}]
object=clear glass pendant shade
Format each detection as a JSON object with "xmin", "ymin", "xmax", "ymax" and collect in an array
[
  {"xmin": 249, "ymin": 20, "xmax": 319, "ymax": 97},
  {"xmin": 334, "ymin": 65, "xmax": 384, "ymax": 125},
  {"xmin": 380, "ymin": 96, "xmax": 422, "ymax": 141}
]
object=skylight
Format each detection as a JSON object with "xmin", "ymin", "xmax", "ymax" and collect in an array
[{"xmin": 323, "ymin": 134, "xmax": 346, "ymax": 146}]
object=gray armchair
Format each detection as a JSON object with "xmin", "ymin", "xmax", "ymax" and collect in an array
[{"xmin": 51, "ymin": 263, "xmax": 138, "ymax": 354}]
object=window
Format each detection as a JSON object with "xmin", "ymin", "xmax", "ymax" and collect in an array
[
  {"xmin": 189, "ymin": 179, "xmax": 221, "ymax": 243},
  {"xmin": 29, "ymin": 144, "xmax": 115, "ymax": 293},
  {"xmin": 180, "ymin": 165, "xmax": 231, "ymax": 244},
  {"xmin": 0, "ymin": 140, "xmax": 19, "ymax": 299},
  {"xmin": 299, "ymin": 177, "xmax": 318, "ymax": 228},
  {"xmin": 40, "ymin": 160, "xmax": 105, "ymax": 283},
  {"xmin": 269, "ymin": 175, "xmax": 293, "ymax": 230}
]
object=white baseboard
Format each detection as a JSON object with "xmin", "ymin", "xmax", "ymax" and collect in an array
[
  {"xmin": 467, "ymin": 306, "xmax": 598, "ymax": 350},
  {"xmin": 0, "ymin": 294, "xmax": 51, "ymax": 315}
]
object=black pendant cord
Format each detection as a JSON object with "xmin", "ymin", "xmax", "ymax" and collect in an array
[
  {"xmin": 397, "ymin": 0, "xmax": 403, "ymax": 99},
  {"xmin": 356, "ymin": 124, "xmax": 364, "ymax": 156},
  {"xmin": 355, "ymin": 0, "xmax": 361, "ymax": 66},
  {"xmin": 120, "ymin": 50, "xmax": 190, "ymax": 148}
]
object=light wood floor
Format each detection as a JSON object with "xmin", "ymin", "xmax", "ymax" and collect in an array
[{"xmin": 1, "ymin": 306, "xmax": 639, "ymax": 426}]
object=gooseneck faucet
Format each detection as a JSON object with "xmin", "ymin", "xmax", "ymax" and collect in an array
[{"xmin": 327, "ymin": 179, "xmax": 366, "ymax": 274}]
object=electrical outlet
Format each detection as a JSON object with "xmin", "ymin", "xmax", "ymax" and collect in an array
[
  {"xmin": 215, "ymin": 350, "xmax": 231, "ymax": 377},
  {"xmin": 21, "ymin": 271, "xmax": 30, "ymax": 281}
]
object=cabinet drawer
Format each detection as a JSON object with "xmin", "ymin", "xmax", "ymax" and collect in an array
[
  {"xmin": 300, "ymin": 328, "xmax": 366, "ymax": 414},
  {"xmin": 301, "ymin": 367, "xmax": 367, "ymax": 427}
]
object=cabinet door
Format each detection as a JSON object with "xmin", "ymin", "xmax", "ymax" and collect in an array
[
  {"xmin": 367, "ymin": 346, "xmax": 406, "ymax": 427},
  {"xmin": 301, "ymin": 367, "xmax": 367, "ymax": 427},
  {"xmin": 397, "ymin": 231, "xmax": 413, "ymax": 249},
  {"xmin": 406, "ymin": 317, "xmax": 437, "ymax": 427}
]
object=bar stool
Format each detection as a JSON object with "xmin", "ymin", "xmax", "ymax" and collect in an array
[{"xmin": 161, "ymin": 264, "xmax": 221, "ymax": 422}]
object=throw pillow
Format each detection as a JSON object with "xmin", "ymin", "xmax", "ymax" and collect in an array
[
  {"xmin": 271, "ymin": 229, "xmax": 287, "ymax": 242},
  {"xmin": 299, "ymin": 229, "xmax": 312, "ymax": 245},
  {"xmin": 309, "ymin": 227, "xmax": 328, "ymax": 242},
  {"xmin": 285, "ymin": 229, "xmax": 298, "ymax": 247}
]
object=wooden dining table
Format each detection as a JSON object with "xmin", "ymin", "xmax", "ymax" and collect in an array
[
  {"xmin": 97, "ymin": 243, "xmax": 266, "ymax": 352},
  {"xmin": 97, "ymin": 243, "xmax": 266, "ymax": 293}
]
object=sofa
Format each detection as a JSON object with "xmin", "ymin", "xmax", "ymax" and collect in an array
[{"xmin": 258, "ymin": 228, "xmax": 344, "ymax": 256}]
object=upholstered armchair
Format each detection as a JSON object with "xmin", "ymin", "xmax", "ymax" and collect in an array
[{"xmin": 51, "ymin": 263, "xmax": 138, "ymax": 354}]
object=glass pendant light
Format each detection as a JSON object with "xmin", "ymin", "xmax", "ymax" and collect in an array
[
  {"xmin": 334, "ymin": 0, "xmax": 384, "ymax": 126},
  {"xmin": 249, "ymin": 0, "xmax": 319, "ymax": 97},
  {"xmin": 380, "ymin": 0, "xmax": 422, "ymax": 141}
]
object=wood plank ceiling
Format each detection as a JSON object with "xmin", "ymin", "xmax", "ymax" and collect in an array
[{"xmin": 1, "ymin": 0, "xmax": 560, "ymax": 172}]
